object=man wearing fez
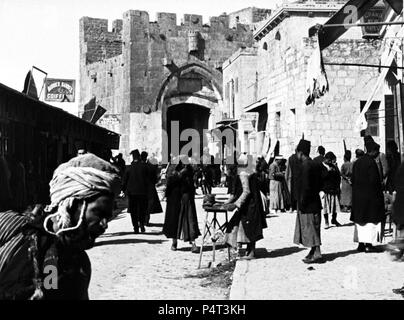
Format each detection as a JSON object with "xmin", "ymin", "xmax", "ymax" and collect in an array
[
  {"xmin": 293, "ymin": 139, "xmax": 324, "ymax": 264},
  {"xmin": 0, "ymin": 153, "xmax": 121, "ymax": 299}
]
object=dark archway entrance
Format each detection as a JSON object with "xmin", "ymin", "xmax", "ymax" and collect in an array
[{"xmin": 167, "ymin": 103, "xmax": 210, "ymax": 158}]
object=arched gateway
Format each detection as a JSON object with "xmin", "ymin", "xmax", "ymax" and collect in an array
[{"xmin": 155, "ymin": 62, "xmax": 231, "ymax": 162}]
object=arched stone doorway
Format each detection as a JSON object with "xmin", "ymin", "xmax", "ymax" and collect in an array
[
  {"xmin": 156, "ymin": 62, "xmax": 224, "ymax": 162},
  {"xmin": 166, "ymin": 103, "xmax": 210, "ymax": 158}
]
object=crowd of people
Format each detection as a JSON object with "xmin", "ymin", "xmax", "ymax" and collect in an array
[{"xmin": 1, "ymin": 133, "xmax": 404, "ymax": 299}]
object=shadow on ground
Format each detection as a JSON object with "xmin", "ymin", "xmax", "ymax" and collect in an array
[
  {"xmin": 94, "ymin": 238, "xmax": 166, "ymax": 246},
  {"xmin": 253, "ymin": 246, "xmax": 306, "ymax": 259},
  {"xmin": 176, "ymin": 243, "xmax": 229, "ymax": 252}
]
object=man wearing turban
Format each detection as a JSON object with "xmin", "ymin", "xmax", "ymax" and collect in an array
[{"xmin": 0, "ymin": 153, "xmax": 121, "ymax": 299}]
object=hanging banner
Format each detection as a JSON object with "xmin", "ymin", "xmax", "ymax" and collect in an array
[{"xmin": 44, "ymin": 78, "xmax": 76, "ymax": 102}]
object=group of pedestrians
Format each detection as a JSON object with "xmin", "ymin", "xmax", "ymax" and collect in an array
[{"xmin": 122, "ymin": 150, "xmax": 162, "ymax": 234}]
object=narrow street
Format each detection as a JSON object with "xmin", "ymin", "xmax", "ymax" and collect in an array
[
  {"xmin": 88, "ymin": 188, "xmax": 404, "ymax": 300},
  {"xmin": 87, "ymin": 188, "xmax": 232, "ymax": 300}
]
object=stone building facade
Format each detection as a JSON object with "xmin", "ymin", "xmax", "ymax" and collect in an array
[
  {"xmin": 222, "ymin": 0, "xmax": 391, "ymax": 163},
  {"xmin": 79, "ymin": 8, "xmax": 271, "ymax": 162}
]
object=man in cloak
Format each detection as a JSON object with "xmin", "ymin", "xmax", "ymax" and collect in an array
[
  {"xmin": 0, "ymin": 153, "xmax": 121, "ymax": 299},
  {"xmin": 351, "ymin": 139, "xmax": 385, "ymax": 253},
  {"xmin": 293, "ymin": 139, "xmax": 324, "ymax": 264}
]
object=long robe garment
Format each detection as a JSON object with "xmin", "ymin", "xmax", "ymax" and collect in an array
[
  {"xmin": 269, "ymin": 162, "xmax": 285, "ymax": 210},
  {"xmin": 225, "ymin": 172, "xmax": 268, "ymax": 247},
  {"xmin": 162, "ymin": 165, "xmax": 182, "ymax": 239},
  {"xmin": 340, "ymin": 161, "xmax": 353, "ymax": 207},
  {"xmin": 293, "ymin": 158, "xmax": 323, "ymax": 248},
  {"xmin": 285, "ymin": 154, "xmax": 302, "ymax": 211},
  {"xmin": 176, "ymin": 166, "xmax": 201, "ymax": 242},
  {"xmin": 146, "ymin": 162, "xmax": 163, "ymax": 214},
  {"xmin": 350, "ymin": 154, "xmax": 385, "ymax": 243},
  {"xmin": 392, "ymin": 163, "xmax": 404, "ymax": 228}
]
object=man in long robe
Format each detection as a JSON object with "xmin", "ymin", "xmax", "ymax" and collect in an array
[
  {"xmin": 351, "ymin": 140, "xmax": 385, "ymax": 253},
  {"xmin": 293, "ymin": 139, "xmax": 324, "ymax": 264},
  {"xmin": 285, "ymin": 150, "xmax": 302, "ymax": 213}
]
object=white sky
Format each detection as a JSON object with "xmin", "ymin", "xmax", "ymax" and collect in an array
[{"xmin": 0, "ymin": 0, "xmax": 282, "ymax": 115}]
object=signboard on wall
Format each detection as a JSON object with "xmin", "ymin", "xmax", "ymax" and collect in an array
[
  {"xmin": 361, "ymin": 6, "xmax": 386, "ymax": 38},
  {"xmin": 44, "ymin": 78, "xmax": 76, "ymax": 102}
]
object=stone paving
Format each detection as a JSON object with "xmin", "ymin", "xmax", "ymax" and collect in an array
[
  {"xmin": 230, "ymin": 210, "xmax": 404, "ymax": 300},
  {"xmin": 87, "ymin": 188, "xmax": 232, "ymax": 300},
  {"xmin": 87, "ymin": 187, "xmax": 404, "ymax": 300}
]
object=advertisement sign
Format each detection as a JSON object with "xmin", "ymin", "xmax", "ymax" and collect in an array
[{"xmin": 44, "ymin": 78, "xmax": 75, "ymax": 102}]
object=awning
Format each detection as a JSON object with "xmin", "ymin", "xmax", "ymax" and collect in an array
[
  {"xmin": 244, "ymin": 98, "xmax": 267, "ymax": 113},
  {"xmin": 309, "ymin": 0, "xmax": 386, "ymax": 50}
]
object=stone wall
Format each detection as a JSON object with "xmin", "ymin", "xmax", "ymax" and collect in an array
[
  {"xmin": 228, "ymin": 7, "xmax": 272, "ymax": 30},
  {"xmin": 261, "ymin": 16, "xmax": 383, "ymax": 163},
  {"xmin": 80, "ymin": 9, "xmax": 262, "ymax": 159}
]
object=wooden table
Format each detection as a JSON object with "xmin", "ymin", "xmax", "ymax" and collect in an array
[{"xmin": 198, "ymin": 204, "xmax": 231, "ymax": 269}]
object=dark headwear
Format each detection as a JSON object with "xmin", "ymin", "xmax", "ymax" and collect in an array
[
  {"xmin": 297, "ymin": 139, "xmax": 311, "ymax": 157},
  {"xmin": 317, "ymin": 146, "xmax": 325, "ymax": 156},
  {"xmin": 364, "ymin": 136, "xmax": 379, "ymax": 153},
  {"xmin": 324, "ymin": 151, "xmax": 336, "ymax": 161},
  {"xmin": 344, "ymin": 150, "xmax": 352, "ymax": 161},
  {"xmin": 355, "ymin": 149, "xmax": 365, "ymax": 158},
  {"xmin": 141, "ymin": 151, "xmax": 148, "ymax": 162},
  {"xmin": 130, "ymin": 149, "xmax": 140, "ymax": 159}
]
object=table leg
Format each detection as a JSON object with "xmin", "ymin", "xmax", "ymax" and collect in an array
[
  {"xmin": 212, "ymin": 212, "xmax": 216, "ymax": 264},
  {"xmin": 198, "ymin": 210, "xmax": 209, "ymax": 269},
  {"xmin": 225, "ymin": 211, "xmax": 231, "ymax": 261}
]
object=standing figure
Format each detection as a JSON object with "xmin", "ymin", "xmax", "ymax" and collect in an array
[
  {"xmin": 163, "ymin": 157, "xmax": 200, "ymax": 252},
  {"xmin": 351, "ymin": 139, "xmax": 385, "ymax": 252},
  {"xmin": 224, "ymin": 155, "xmax": 268, "ymax": 260},
  {"xmin": 268, "ymin": 155, "xmax": 286, "ymax": 213},
  {"xmin": 340, "ymin": 150, "xmax": 353, "ymax": 212},
  {"xmin": 313, "ymin": 146, "xmax": 325, "ymax": 164},
  {"xmin": 141, "ymin": 151, "xmax": 163, "ymax": 226},
  {"xmin": 122, "ymin": 150, "xmax": 149, "ymax": 234},
  {"xmin": 113, "ymin": 153, "xmax": 126, "ymax": 177},
  {"xmin": 321, "ymin": 151, "xmax": 341, "ymax": 228},
  {"xmin": 293, "ymin": 139, "xmax": 324, "ymax": 264},
  {"xmin": 386, "ymin": 140, "xmax": 401, "ymax": 194},
  {"xmin": 364, "ymin": 135, "xmax": 389, "ymax": 187},
  {"xmin": 285, "ymin": 149, "xmax": 302, "ymax": 213},
  {"xmin": 390, "ymin": 162, "xmax": 404, "ymax": 297}
]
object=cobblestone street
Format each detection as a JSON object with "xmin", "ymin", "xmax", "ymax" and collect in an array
[
  {"xmin": 230, "ymin": 211, "xmax": 404, "ymax": 300},
  {"xmin": 88, "ymin": 188, "xmax": 232, "ymax": 300},
  {"xmin": 88, "ymin": 188, "xmax": 404, "ymax": 300}
]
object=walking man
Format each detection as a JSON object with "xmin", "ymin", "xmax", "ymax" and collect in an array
[
  {"xmin": 123, "ymin": 149, "xmax": 149, "ymax": 234},
  {"xmin": 293, "ymin": 139, "xmax": 324, "ymax": 264},
  {"xmin": 321, "ymin": 151, "xmax": 341, "ymax": 228}
]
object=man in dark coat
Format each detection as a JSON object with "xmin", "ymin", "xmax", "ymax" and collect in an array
[
  {"xmin": 293, "ymin": 139, "xmax": 324, "ymax": 264},
  {"xmin": 122, "ymin": 150, "xmax": 149, "ymax": 234},
  {"xmin": 351, "ymin": 140, "xmax": 385, "ymax": 252},
  {"xmin": 390, "ymin": 162, "xmax": 404, "ymax": 297},
  {"xmin": 141, "ymin": 151, "xmax": 163, "ymax": 226},
  {"xmin": 313, "ymin": 146, "xmax": 325, "ymax": 164},
  {"xmin": 285, "ymin": 149, "xmax": 302, "ymax": 212}
]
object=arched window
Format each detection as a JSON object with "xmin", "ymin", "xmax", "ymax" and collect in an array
[{"xmin": 263, "ymin": 42, "xmax": 268, "ymax": 50}]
